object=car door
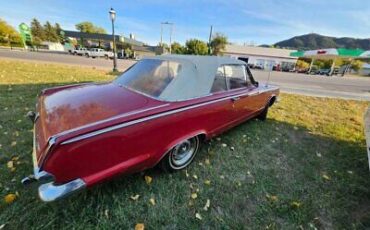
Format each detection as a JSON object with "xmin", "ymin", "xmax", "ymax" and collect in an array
[{"xmin": 222, "ymin": 64, "xmax": 262, "ymax": 122}]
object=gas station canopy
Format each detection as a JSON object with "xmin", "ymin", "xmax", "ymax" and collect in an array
[{"xmin": 290, "ymin": 48, "xmax": 370, "ymax": 60}]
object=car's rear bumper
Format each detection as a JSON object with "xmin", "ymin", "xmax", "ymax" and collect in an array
[{"xmin": 21, "ymin": 127, "xmax": 86, "ymax": 202}]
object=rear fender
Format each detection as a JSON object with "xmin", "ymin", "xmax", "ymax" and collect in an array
[{"xmin": 154, "ymin": 130, "xmax": 208, "ymax": 166}]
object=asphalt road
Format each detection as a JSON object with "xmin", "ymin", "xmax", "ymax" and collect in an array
[{"xmin": 1, "ymin": 49, "xmax": 370, "ymax": 101}]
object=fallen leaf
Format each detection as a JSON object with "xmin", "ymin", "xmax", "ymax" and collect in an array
[
  {"xmin": 0, "ymin": 224, "xmax": 6, "ymax": 230},
  {"xmin": 291, "ymin": 201, "xmax": 301, "ymax": 208},
  {"xmin": 203, "ymin": 199, "xmax": 210, "ymax": 211},
  {"xmin": 191, "ymin": 193, "xmax": 198, "ymax": 199},
  {"xmin": 11, "ymin": 156, "xmax": 19, "ymax": 161},
  {"xmin": 135, "ymin": 223, "xmax": 145, "ymax": 230},
  {"xmin": 221, "ymin": 143, "xmax": 227, "ymax": 147},
  {"xmin": 4, "ymin": 193, "xmax": 16, "ymax": 204},
  {"xmin": 185, "ymin": 170, "xmax": 189, "ymax": 177},
  {"xmin": 130, "ymin": 194, "xmax": 140, "ymax": 201},
  {"xmin": 230, "ymin": 146, "xmax": 235, "ymax": 151},
  {"xmin": 205, "ymin": 159, "xmax": 210, "ymax": 165},
  {"xmin": 322, "ymin": 174, "xmax": 330, "ymax": 181},
  {"xmin": 149, "ymin": 198, "xmax": 156, "ymax": 206},
  {"xmin": 104, "ymin": 209, "xmax": 109, "ymax": 218},
  {"xmin": 316, "ymin": 152, "xmax": 322, "ymax": 157},
  {"xmin": 204, "ymin": 180, "xmax": 211, "ymax": 185},
  {"xmin": 193, "ymin": 174, "xmax": 198, "ymax": 180},
  {"xmin": 7, "ymin": 161, "xmax": 14, "ymax": 169},
  {"xmin": 11, "ymin": 141, "xmax": 17, "ymax": 147},
  {"xmin": 144, "ymin": 176, "xmax": 152, "ymax": 185},
  {"xmin": 220, "ymin": 175, "xmax": 225, "ymax": 179},
  {"xmin": 266, "ymin": 194, "xmax": 278, "ymax": 202},
  {"xmin": 195, "ymin": 213, "xmax": 202, "ymax": 220},
  {"xmin": 347, "ymin": 170, "xmax": 353, "ymax": 174}
]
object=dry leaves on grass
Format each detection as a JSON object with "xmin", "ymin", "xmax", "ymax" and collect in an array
[
  {"xmin": 149, "ymin": 198, "xmax": 155, "ymax": 206},
  {"xmin": 203, "ymin": 199, "xmax": 210, "ymax": 211},
  {"xmin": 195, "ymin": 213, "xmax": 202, "ymax": 220},
  {"xmin": 4, "ymin": 193, "xmax": 17, "ymax": 204},
  {"xmin": 144, "ymin": 175, "xmax": 152, "ymax": 185},
  {"xmin": 204, "ymin": 180, "xmax": 211, "ymax": 185},
  {"xmin": 135, "ymin": 223, "xmax": 145, "ymax": 230},
  {"xmin": 266, "ymin": 194, "xmax": 278, "ymax": 202},
  {"xmin": 290, "ymin": 201, "xmax": 302, "ymax": 209},
  {"xmin": 130, "ymin": 195, "xmax": 140, "ymax": 201},
  {"xmin": 322, "ymin": 174, "xmax": 331, "ymax": 181},
  {"xmin": 7, "ymin": 161, "xmax": 16, "ymax": 172},
  {"xmin": 191, "ymin": 193, "xmax": 198, "ymax": 199}
]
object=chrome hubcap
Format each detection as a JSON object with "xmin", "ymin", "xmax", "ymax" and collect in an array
[{"xmin": 171, "ymin": 139, "xmax": 197, "ymax": 166}]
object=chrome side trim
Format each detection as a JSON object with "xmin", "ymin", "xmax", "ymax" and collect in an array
[
  {"xmin": 38, "ymin": 178, "xmax": 86, "ymax": 202},
  {"xmin": 61, "ymin": 87, "xmax": 277, "ymax": 145}
]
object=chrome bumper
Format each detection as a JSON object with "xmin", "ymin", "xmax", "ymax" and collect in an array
[{"xmin": 21, "ymin": 126, "xmax": 86, "ymax": 202}]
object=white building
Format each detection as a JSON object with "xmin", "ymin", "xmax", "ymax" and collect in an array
[{"xmin": 222, "ymin": 44, "xmax": 297, "ymax": 70}]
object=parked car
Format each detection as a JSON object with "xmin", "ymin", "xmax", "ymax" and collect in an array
[
  {"xmin": 70, "ymin": 47, "xmax": 89, "ymax": 56},
  {"xmin": 307, "ymin": 66, "xmax": 319, "ymax": 75},
  {"xmin": 22, "ymin": 55, "xmax": 279, "ymax": 202},
  {"xmin": 318, "ymin": 68, "xmax": 331, "ymax": 76},
  {"xmin": 87, "ymin": 48, "xmax": 114, "ymax": 59}
]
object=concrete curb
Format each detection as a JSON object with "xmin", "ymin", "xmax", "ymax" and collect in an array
[{"xmin": 365, "ymin": 107, "xmax": 370, "ymax": 170}]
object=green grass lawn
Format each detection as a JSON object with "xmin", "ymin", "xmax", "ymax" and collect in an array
[{"xmin": 0, "ymin": 59, "xmax": 369, "ymax": 229}]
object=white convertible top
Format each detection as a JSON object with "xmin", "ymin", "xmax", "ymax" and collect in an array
[{"xmin": 145, "ymin": 54, "xmax": 245, "ymax": 101}]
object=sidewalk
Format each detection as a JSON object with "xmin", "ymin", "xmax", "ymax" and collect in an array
[{"xmin": 365, "ymin": 107, "xmax": 370, "ymax": 170}]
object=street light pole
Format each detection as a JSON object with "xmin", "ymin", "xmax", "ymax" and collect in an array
[
  {"xmin": 109, "ymin": 7, "xmax": 117, "ymax": 72},
  {"xmin": 160, "ymin": 23, "xmax": 163, "ymax": 47},
  {"xmin": 160, "ymin": 22, "xmax": 174, "ymax": 54}
]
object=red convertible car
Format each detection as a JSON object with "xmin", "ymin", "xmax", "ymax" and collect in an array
[{"xmin": 22, "ymin": 55, "xmax": 279, "ymax": 202}]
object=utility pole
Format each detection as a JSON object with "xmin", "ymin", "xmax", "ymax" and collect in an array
[
  {"xmin": 160, "ymin": 23, "xmax": 163, "ymax": 46},
  {"xmin": 160, "ymin": 22, "xmax": 174, "ymax": 54},
  {"xmin": 208, "ymin": 25, "xmax": 213, "ymax": 55}
]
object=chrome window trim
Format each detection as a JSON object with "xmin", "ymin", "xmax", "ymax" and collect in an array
[{"xmin": 61, "ymin": 85, "xmax": 278, "ymax": 145}]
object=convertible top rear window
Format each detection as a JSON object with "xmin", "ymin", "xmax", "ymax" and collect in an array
[{"xmin": 114, "ymin": 59, "xmax": 182, "ymax": 98}]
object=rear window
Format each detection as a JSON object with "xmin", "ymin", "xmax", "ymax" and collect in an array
[{"xmin": 114, "ymin": 59, "xmax": 182, "ymax": 98}]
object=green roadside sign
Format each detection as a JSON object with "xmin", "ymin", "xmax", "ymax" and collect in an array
[{"xmin": 19, "ymin": 23, "xmax": 32, "ymax": 46}]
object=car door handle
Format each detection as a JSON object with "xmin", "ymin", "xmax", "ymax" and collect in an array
[{"xmin": 231, "ymin": 96, "xmax": 241, "ymax": 102}]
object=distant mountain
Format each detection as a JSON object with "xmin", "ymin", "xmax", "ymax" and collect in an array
[{"xmin": 274, "ymin": 33, "xmax": 370, "ymax": 50}]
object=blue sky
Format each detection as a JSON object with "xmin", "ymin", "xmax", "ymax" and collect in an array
[{"xmin": 1, "ymin": 0, "xmax": 369, "ymax": 45}]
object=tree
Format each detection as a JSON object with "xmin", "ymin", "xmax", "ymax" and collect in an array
[
  {"xmin": 0, "ymin": 18, "xmax": 22, "ymax": 47},
  {"xmin": 54, "ymin": 23, "xmax": 63, "ymax": 42},
  {"xmin": 30, "ymin": 18, "xmax": 45, "ymax": 43},
  {"xmin": 210, "ymin": 33, "xmax": 228, "ymax": 55},
  {"xmin": 43, "ymin": 21, "xmax": 59, "ymax": 42},
  {"xmin": 296, "ymin": 59, "xmax": 310, "ymax": 69},
  {"xmin": 171, "ymin": 42, "xmax": 185, "ymax": 54},
  {"xmin": 185, "ymin": 39, "xmax": 208, "ymax": 55},
  {"xmin": 75, "ymin": 22, "xmax": 106, "ymax": 34}
]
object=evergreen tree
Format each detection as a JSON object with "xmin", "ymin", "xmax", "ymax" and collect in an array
[
  {"xmin": 30, "ymin": 18, "xmax": 45, "ymax": 45},
  {"xmin": 54, "ymin": 23, "xmax": 63, "ymax": 42},
  {"xmin": 43, "ymin": 21, "xmax": 58, "ymax": 42}
]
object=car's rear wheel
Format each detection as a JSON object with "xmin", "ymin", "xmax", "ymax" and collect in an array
[
  {"xmin": 161, "ymin": 136, "xmax": 200, "ymax": 172},
  {"xmin": 257, "ymin": 97, "xmax": 275, "ymax": 121}
]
